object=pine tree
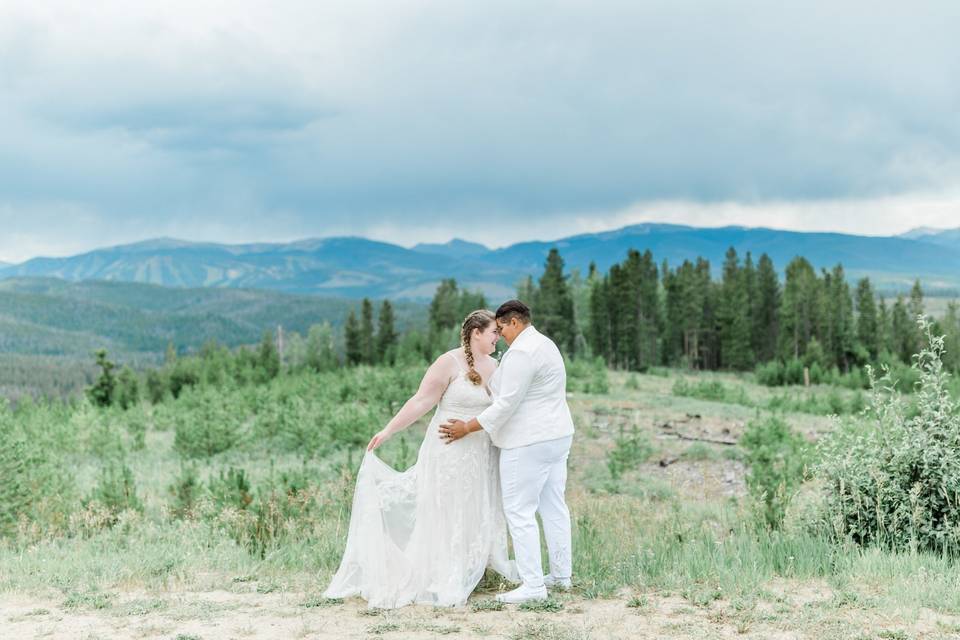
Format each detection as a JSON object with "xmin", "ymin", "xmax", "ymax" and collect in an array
[
  {"xmin": 823, "ymin": 264, "xmax": 855, "ymax": 370},
  {"xmin": 115, "ymin": 367, "xmax": 140, "ymax": 410},
  {"xmin": 457, "ymin": 288, "xmax": 488, "ymax": 320},
  {"xmin": 360, "ymin": 298, "xmax": 375, "ymax": 364},
  {"xmin": 429, "ymin": 279, "xmax": 460, "ymax": 331},
  {"xmin": 569, "ymin": 267, "xmax": 590, "ymax": 355},
  {"xmin": 588, "ymin": 274, "xmax": 610, "ymax": 362},
  {"xmin": 718, "ymin": 247, "xmax": 754, "ymax": 369},
  {"xmin": 663, "ymin": 260, "xmax": 701, "ymax": 367},
  {"xmin": 537, "ymin": 248, "xmax": 577, "ymax": 355},
  {"xmin": 607, "ymin": 263, "xmax": 629, "ymax": 369},
  {"xmin": 87, "ymin": 349, "xmax": 117, "ymax": 407},
  {"xmin": 661, "ymin": 263, "xmax": 682, "ymax": 365},
  {"xmin": 608, "ymin": 250, "xmax": 660, "ymax": 370},
  {"xmin": 638, "ymin": 250, "xmax": 662, "ymax": 370},
  {"xmin": 854, "ymin": 277, "xmax": 879, "ymax": 361},
  {"xmin": 743, "ymin": 251, "xmax": 757, "ymax": 338},
  {"xmin": 699, "ymin": 260, "xmax": 722, "ymax": 370},
  {"xmin": 344, "ymin": 310, "xmax": 362, "ymax": 365},
  {"xmin": 517, "ymin": 275, "xmax": 538, "ymax": 309},
  {"xmin": 663, "ymin": 258, "xmax": 717, "ymax": 369},
  {"xmin": 377, "ymin": 300, "xmax": 398, "ymax": 364},
  {"xmin": 778, "ymin": 257, "xmax": 820, "ymax": 361},
  {"xmin": 257, "ymin": 330, "xmax": 280, "ymax": 380},
  {"xmin": 752, "ymin": 254, "xmax": 780, "ymax": 363}
]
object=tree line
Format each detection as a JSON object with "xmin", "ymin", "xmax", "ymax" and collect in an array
[
  {"xmin": 176, "ymin": 246, "xmax": 960, "ymax": 378},
  {"xmin": 562, "ymin": 247, "xmax": 960, "ymax": 374}
]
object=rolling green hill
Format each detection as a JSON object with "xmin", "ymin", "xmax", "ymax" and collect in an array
[
  {"xmin": 0, "ymin": 277, "xmax": 426, "ymax": 357},
  {"xmin": 0, "ymin": 277, "xmax": 428, "ymax": 400}
]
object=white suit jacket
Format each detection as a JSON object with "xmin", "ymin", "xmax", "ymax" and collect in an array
[{"xmin": 477, "ymin": 325, "xmax": 575, "ymax": 449}]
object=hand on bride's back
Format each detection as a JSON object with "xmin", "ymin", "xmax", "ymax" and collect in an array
[{"xmin": 367, "ymin": 429, "xmax": 390, "ymax": 451}]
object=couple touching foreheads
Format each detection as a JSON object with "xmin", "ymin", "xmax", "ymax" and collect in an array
[{"xmin": 324, "ymin": 299, "xmax": 576, "ymax": 608}]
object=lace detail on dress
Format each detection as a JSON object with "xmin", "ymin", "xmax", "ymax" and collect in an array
[{"xmin": 323, "ymin": 369, "xmax": 518, "ymax": 608}]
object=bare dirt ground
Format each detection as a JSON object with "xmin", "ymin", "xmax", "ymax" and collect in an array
[{"xmin": 5, "ymin": 583, "xmax": 960, "ymax": 640}]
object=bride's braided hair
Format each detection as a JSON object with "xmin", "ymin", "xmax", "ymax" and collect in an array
[{"xmin": 460, "ymin": 309, "xmax": 495, "ymax": 386}]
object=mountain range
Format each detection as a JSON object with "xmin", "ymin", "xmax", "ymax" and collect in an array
[{"xmin": 2, "ymin": 223, "xmax": 960, "ymax": 299}]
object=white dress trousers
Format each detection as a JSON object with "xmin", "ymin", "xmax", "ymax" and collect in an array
[{"xmin": 499, "ymin": 434, "xmax": 573, "ymax": 588}]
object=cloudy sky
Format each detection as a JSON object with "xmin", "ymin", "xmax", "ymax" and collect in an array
[{"xmin": 1, "ymin": 1, "xmax": 959, "ymax": 262}]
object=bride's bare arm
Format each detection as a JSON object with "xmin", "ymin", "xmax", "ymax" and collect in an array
[{"xmin": 366, "ymin": 356, "xmax": 454, "ymax": 451}]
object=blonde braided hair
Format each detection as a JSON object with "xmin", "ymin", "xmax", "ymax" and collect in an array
[{"xmin": 461, "ymin": 309, "xmax": 495, "ymax": 386}]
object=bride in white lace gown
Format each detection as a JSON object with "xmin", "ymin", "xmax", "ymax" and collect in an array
[{"xmin": 323, "ymin": 310, "xmax": 518, "ymax": 608}]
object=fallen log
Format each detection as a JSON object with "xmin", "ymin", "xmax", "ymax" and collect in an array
[{"xmin": 673, "ymin": 432, "xmax": 738, "ymax": 446}]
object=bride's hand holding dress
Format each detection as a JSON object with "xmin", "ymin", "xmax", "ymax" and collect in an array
[{"xmin": 365, "ymin": 358, "xmax": 451, "ymax": 451}]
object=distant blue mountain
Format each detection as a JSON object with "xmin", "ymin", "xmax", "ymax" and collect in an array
[
  {"xmin": 412, "ymin": 238, "xmax": 491, "ymax": 258},
  {"xmin": 3, "ymin": 223, "xmax": 960, "ymax": 299},
  {"xmin": 900, "ymin": 226, "xmax": 960, "ymax": 251}
]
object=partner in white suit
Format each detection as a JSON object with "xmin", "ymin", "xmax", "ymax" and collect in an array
[{"xmin": 440, "ymin": 299, "xmax": 575, "ymax": 604}]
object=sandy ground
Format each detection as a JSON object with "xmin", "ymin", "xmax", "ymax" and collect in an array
[{"xmin": 5, "ymin": 584, "xmax": 959, "ymax": 640}]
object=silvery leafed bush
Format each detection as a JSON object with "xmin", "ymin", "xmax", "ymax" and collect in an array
[{"xmin": 817, "ymin": 317, "xmax": 960, "ymax": 553}]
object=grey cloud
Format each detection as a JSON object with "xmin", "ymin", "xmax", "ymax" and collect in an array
[{"xmin": 1, "ymin": 0, "xmax": 959, "ymax": 258}]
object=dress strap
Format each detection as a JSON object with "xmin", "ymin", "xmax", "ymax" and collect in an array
[{"xmin": 446, "ymin": 351, "xmax": 467, "ymax": 373}]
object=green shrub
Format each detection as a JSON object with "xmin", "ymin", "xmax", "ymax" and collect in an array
[
  {"xmin": 589, "ymin": 357, "xmax": 610, "ymax": 394},
  {"xmin": 607, "ymin": 425, "xmax": 654, "ymax": 486},
  {"xmin": 0, "ymin": 407, "xmax": 76, "ymax": 535},
  {"xmin": 803, "ymin": 338, "xmax": 828, "ymax": 370},
  {"xmin": 825, "ymin": 388, "xmax": 846, "ymax": 415},
  {"xmin": 114, "ymin": 367, "xmax": 141, "ymax": 410},
  {"xmin": 566, "ymin": 356, "xmax": 609, "ymax": 394},
  {"xmin": 173, "ymin": 388, "xmax": 245, "ymax": 458},
  {"xmin": 208, "ymin": 466, "xmax": 254, "ymax": 510},
  {"xmin": 0, "ymin": 439, "xmax": 32, "ymax": 534},
  {"xmin": 168, "ymin": 358, "xmax": 202, "ymax": 399},
  {"xmin": 122, "ymin": 407, "xmax": 148, "ymax": 451},
  {"xmin": 817, "ymin": 318, "xmax": 960, "ymax": 553},
  {"xmin": 168, "ymin": 464, "xmax": 202, "ymax": 517},
  {"xmin": 145, "ymin": 370, "xmax": 168, "ymax": 404},
  {"xmin": 86, "ymin": 462, "xmax": 143, "ymax": 515},
  {"xmin": 673, "ymin": 378, "xmax": 751, "ymax": 406},
  {"xmin": 784, "ymin": 358, "xmax": 805, "ymax": 385},
  {"xmin": 755, "ymin": 361, "xmax": 784, "ymax": 386},
  {"xmin": 740, "ymin": 415, "xmax": 809, "ymax": 529},
  {"xmin": 808, "ymin": 362, "xmax": 825, "ymax": 385}
]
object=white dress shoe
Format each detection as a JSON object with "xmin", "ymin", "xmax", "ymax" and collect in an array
[
  {"xmin": 543, "ymin": 575, "xmax": 572, "ymax": 590},
  {"xmin": 495, "ymin": 584, "xmax": 548, "ymax": 604}
]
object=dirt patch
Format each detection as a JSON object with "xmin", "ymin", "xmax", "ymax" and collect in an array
[{"xmin": 4, "ymin": 586, "xmax": 959, "ymax": 640}]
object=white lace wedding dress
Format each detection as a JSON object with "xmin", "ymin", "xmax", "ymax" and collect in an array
[{"xmin": 323, "ymin": 355, "xmax": 518, "ymax": 608}]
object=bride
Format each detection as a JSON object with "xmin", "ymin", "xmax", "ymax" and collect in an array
[{"xmin": 323, "ymin": 309, "xmax": 518, "ymax": 608}]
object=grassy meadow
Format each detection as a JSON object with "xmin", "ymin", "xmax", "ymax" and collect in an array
[{"xmin": 3, "ymin": 351, "xmax": 960, "ymax": 640}]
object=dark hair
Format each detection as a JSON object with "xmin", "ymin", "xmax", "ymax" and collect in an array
[{"xmin": 495, "ymin": 299, "xmax": 531, "ymax": 325}]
